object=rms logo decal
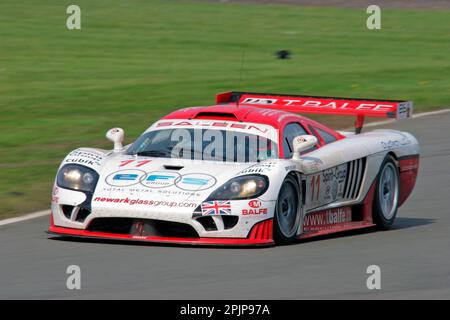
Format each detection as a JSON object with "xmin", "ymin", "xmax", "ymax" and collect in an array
[{"xmin": 248, "ymin": 199, "xmax": 261, "ymax": 208}]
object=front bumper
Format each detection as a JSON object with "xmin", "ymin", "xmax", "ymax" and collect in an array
[{"xmin": 48, "ymin": 216, "xmax": 274, "ymax": 247}]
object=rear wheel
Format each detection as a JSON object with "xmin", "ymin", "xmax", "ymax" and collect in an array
[
  {"xmin": 274, "ymin": 175, "xmax": 300, "ymax": 244},
  {"xmin": 373, "ymin": 156, "xmax": 400, "ymax": 230}
]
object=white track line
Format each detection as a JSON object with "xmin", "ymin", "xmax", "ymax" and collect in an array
[
  {"xmin": 369, "ymin": 108, "xmax": 450, "ymax": 127},
  {"xmin": 343, "ymin": 108, "xmax": 450, "ymax": 130},
  {"xmin": 0, "ymin": 210, "xmax": 50, "ymax": 226},
  {"xmin": 1, "ymin": 108, "xmax": 449, "ymax": 226}
]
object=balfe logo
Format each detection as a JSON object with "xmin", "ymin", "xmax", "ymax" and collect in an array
[{"xmin": 242, "ymin": 97, "xmax": 396, "ymax": 112}]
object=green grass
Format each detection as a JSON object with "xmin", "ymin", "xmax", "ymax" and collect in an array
[{"xmin": 1, "ymin": 0, "xmax": 449, "ymax": 218}]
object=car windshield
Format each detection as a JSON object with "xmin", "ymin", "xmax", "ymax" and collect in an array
[{"xmin": 127, "ymin": 128, "xmax": 278, "ymax": 163}]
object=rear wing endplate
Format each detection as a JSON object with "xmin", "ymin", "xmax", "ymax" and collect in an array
[{"xmin": 216, "ymin": 91, "xmax": 413, "ymax": 133}]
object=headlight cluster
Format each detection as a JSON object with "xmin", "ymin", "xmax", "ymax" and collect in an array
[
  {"xmin": 207, "ymin": 175, "xmax": 268, "ymax": 200},
  {"xmin": 57, "ymin": 164, "xmax": 99, "ymax": 193}
]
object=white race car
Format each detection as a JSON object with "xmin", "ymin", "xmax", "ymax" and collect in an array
[{"xmin": 48, "ymin": 92, "xmax": 419, "ymax": 246}]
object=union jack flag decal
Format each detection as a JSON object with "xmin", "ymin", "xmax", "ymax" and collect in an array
[{"xmin": 201, "ymin": 201, "xmax": 232, "ymax": 216}]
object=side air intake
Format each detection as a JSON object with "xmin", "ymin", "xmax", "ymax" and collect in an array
[{"xmin": 343, "ymin": 158, "xmax": 366, "ymax": 200}]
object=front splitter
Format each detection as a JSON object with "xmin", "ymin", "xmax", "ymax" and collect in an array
[{"xmin": 47, "ymin": 222, "xmax": 274, "ymax": 247}]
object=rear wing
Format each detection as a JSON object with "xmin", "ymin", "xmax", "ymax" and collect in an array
[{"xmin": 216, "ymin": 91, "xmax": 413, "ymax": 133}]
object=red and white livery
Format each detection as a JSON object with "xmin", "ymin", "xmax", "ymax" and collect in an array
[{"xmin": 48, "ymin": 92, "xmax": 419, "ymax": 246}]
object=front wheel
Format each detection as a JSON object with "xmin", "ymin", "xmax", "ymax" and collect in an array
[
  {"xmin": 373, "ymin": 156, "xmax": 400, "ymax": 230},
  {"xmin": 274, "ymin": 175, "xmax": 300, "ymax": 245}
]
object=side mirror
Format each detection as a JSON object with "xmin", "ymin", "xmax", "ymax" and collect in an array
[
  {"xmin": 106, "ymin": 128, "xmax": 125, "ymax": 151},
  {"xmin": 292, "ymin": 135, "xmax": 318, "ymax": 160}
]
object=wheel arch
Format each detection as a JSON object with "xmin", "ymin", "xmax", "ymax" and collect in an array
[
  {"xmin": 386, "ymin": 151, "xmax": 400, "ymax": 168},
  {"xmin": 286, "ymin": 170, "xmax": 304, "ymax": 206},
  {"xmin": 273, "ymin": 172, "xmax": 303, "ymax": 244}
]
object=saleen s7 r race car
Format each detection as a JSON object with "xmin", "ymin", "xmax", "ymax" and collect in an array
[{"xmin": 48, "ymin": 92, "xmax": 420, "ymax": 246}]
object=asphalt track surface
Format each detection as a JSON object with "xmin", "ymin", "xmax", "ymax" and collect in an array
[{"xmin": 1, "ymin": 112, "xmax": 449, "ymax": 299}]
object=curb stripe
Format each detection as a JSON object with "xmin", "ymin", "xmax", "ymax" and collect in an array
[
  {"xmin": 0, "ymin": 210, "xmax": 50, "ymax": 226},
  {"xmin": 344, "ymin": 108, "xmax": 450, "ymax": 130}
]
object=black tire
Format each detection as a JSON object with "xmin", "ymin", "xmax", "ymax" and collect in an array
[
  {"xmin": 373, "ymin": 155, "xmax": 400, "ymax": 230},
  {"xmin": 274, "ymin": 175, "xmax": 301, "ymax": 245}
]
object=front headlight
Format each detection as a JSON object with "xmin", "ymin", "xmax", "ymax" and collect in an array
[
  {"xmin": 206, "ymin": 175, "xmax": 269, "ymax": 200},
  {"xmin": 57, "ymin": 164, "xmax": 99, "ymax": 192}
]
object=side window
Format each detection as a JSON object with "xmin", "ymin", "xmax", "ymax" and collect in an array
[
  {"xmin": 313, "ymin": 127, "xmax": 337, "ymax": 144},
  {"xmin": 282, "ymin": 123, "xmax": 307, "ymax": 159},
  {"xmin": 307, "ymin": 125, "xmax": 322, "ymax": 145}
]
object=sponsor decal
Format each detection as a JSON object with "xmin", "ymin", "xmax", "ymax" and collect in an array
[
  {"xmin": 397, "ymin": 102, "xmax": 412, "ymax": 119},
  {"xmin": 132, "ymin": 235, "xmax": 147, "ymax": 239},
  {"xmin": 242, "ymin": 98, "xmax": 277, "ymax": 105},
  {"xmin": 105, "ymin": 169, "xmax": 146, "ymax": 187},
  {"xmin": 239, "ymin": 161, "xmax": 277, "ymax": 175},
  {"xmin": 321, "ymin": 166, "xmax": 346, "ymax": 184},
  {"xmin": 248, "ymin": 199, "xmax": 261, "ymax": 208},
  {"xmin": 307, "ymin": 163, "xmax": 347, "ymax": 207},
  {"xmin": 399, "ymin": 158, "xmax": 419, "ymax": 172},
  {"xmin": 65, "ymin": 157, "xmax": 98, "ymax": 167},
  {"xmin": 104, "ymin": 170, "xmax": 216, "ymax": 191},
  {"xmin": 175, "ymin": 173, "xmax": 217, "ymax": 191},
  {"xmin": 141, "ymin": 171, "xmax": 180, "ymax": 188},
  {"xmin": 113, "ymin": 174, "xmax": 138, "ymax": 181},
  {"xmin": 401, "ymin": 163, "xmax": 418, "ymax": 171},
  {"xmin": 303, "ymin": 207, "xmax": 352, "ymax": 232},
  {"xmin": 285, "ymin": 165, "xmax": 296, "ymax": 172},
  {"xmin": 324, "ymin": 181, "xmax": 339, "ymax": 201},
  {"xmin": 65, "ymin": 150, "xmax": 103, "ymax": 167},
  {"xmin": 381, "ymin": 135, "xmax": 412, "ymax": 150},
  {"xmin": 331, "ymin": 180, "xmax": 338, "ymax": 200},
  {"xmin": 156, "ymin": 189, "xmax": 201, "ymax": 197},
  {"xmin": 299, "ymin": 156, "xmax": 323, "ymax": 171},
  {"xmin": 241, "ymin": 96, "xmax": 396, "ymax": 113},
  {"xmin": 52, "ymin": 186, "xmax": 59, "ymax": 203},
  {"xmin": 93, "ymin": 196, "xmax": 197, "ymax": 208},
  {"xmin": 155, "ymin": 120, "xmax": 269, "ymax": 135},
  {"xmin": 239, "ymin": 167, "xmax": 266, "ymax": 174},
  {"xmin": 242, "ymin": 208, "xmax": 267, "ymax": 215},
  {"xmin": 242, "ymin": 199, "xmax": 267, "ymax": 215},
  {"xmin": 101, "ymin": 187, "xmax": 201, "ymax": 198},
  {"xmin": 201, "ymin": 201, "xmax": 231, "ymax": 215},
  {"xmin": 295, "ymin": 136, "xmax": 307, "ymax": 143}
]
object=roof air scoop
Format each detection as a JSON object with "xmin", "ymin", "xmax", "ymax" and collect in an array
[{"xmin": 193, "ymin": 112, "xmax": 238, "ymax": 121}]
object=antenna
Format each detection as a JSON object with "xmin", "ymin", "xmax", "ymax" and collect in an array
[{"xmin": 237, "ymin": 50, "xmax": 246, "ymax": 108}]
